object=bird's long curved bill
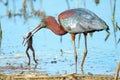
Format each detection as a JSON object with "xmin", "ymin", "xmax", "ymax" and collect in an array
[
  {"xmin": 23, "ymin": 24, "xmax": 43, "ymax": 46},
  {"xmin": 31, "ymin": 24, "xmax": 43, "ymax": 35}
]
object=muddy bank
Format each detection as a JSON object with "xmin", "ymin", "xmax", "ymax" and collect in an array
[
  {"xmin": 0, "ymin": 65, "xmax": 120, "ymax": 80},
  {"xmin": 0, "ymin": 73, "xmax": 120, "ymax": 80}
]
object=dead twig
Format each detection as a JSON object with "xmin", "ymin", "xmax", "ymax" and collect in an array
[{"xmin": 114, "ymin": 62, "xmax": 120, "ymax": 80}]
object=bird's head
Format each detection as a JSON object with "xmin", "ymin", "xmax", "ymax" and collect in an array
[
  {"xmin": 25, "ymin": 16, "xmax": 57, "ymax": 42},
  {"xmin": 30, "ymin": 16, "xmax": 56, "ymax": 36},
  {"xmin": 24, "ymin": 18, "xmax": 47, "ymax": 43}
]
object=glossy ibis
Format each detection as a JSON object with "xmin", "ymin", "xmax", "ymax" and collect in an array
[{"xmin": 25, "ymin": 8, "xmax": 110, "ymax": 73}]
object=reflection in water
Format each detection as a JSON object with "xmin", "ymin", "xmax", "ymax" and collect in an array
[
  {"xmin": 110, "ymin": 0, "xmax": 120, "ymax": 47},
  {"xmin": 26, "ymin": 64, "xmax": 38, "ymax": 72},
  {"xmin": 81, "ymin": 67, "xmax": 84, "ymax": 74},
  {"xmin": 66, "ymin": 0, "xmax": 70, "ymax": 9},
  {"xmin": 33, "ymin": 64, "xmax": 38, "ymax": 71}
]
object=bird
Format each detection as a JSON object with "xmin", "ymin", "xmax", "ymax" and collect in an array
[{"xmin": 25, "ymin": 8, "xmax": 110, "ymax": 73}]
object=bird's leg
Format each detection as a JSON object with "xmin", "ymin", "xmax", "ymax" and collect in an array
[
  {"xmin": 105, "ymin": 30, "xmax": 110, "ymax": 41},
  {"xmin": 26, "ymin": 47, "xmax": 30, "ymax": 65},
  {"xmin": 70, "ymin": 33, "xmax": 77, "ymax": 73},
  {"xmin": 81, "ymin": 33, "xmax": 88, "ymax": 68},
  {"xmin": 78, "ymin": 34, "xmax": 81, "ymax": 49}
]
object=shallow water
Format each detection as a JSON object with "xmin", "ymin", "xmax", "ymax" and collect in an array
[{"xmin": 0, "ymin": 0, "xmax": 120, "ymax": 75}]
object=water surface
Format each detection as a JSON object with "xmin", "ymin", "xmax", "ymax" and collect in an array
[{"xmin": 0, "ymin": 0, "xmax": 120, "ymax": 75}]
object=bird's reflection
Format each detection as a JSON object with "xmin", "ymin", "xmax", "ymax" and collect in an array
[{"xmin": 81, "ymin": 67, "xmax": 84, "ymax": 74}]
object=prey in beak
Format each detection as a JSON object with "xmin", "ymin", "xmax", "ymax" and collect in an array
[
  {"xmin": 22, "ymin": 21, "xmax": 46, "ymax": 65},
  {"xmin": 23, "ymin": 21, "xmax": 46, "ymax": 46},
  {"xmin": 22, "ymin": 32, "xmax": 38, "ymax": 65}
]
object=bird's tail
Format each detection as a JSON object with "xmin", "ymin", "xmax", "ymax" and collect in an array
[
  {"xmin": 105, "ymin": 22, "xmax": 110, "ymax": 30},
  {"xmin": 105, "ymin": 29, "xmax": 110, "ymax": 41}
]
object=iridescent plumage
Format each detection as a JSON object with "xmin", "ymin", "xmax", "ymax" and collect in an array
[{"xmin": 58, "ymin": 8, "xmax": 109, "ymax": 33}]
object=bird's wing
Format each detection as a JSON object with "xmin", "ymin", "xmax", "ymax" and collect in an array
[
  {"xmin": 59, "ymin": 8, "xmax": 109, "ymax": 33},
  {"xmin": 76, "ymin": 8, "xmax": 108, "ymax": 30}
]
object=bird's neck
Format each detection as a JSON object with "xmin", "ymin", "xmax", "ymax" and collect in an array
[{"xmin": 46, "ymin": 17, "xmax": 67, "ymax": 36}]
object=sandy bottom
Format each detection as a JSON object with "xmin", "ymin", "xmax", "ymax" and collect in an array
[
  {"xmin": 0, "ymin": 73, "xmax": 120, "ymax": 80},
  {"xmin": 0, "ymin": 65, "xmax": 120, "ymax": 80}
]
